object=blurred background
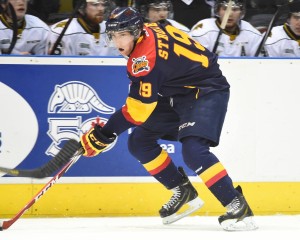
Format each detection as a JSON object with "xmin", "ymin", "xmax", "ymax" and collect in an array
[{"xmin": 26, "ymin": 0, "xmax": 294, "ymax": 33}]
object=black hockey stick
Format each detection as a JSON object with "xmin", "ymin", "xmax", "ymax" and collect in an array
[
  {"xmin": 212, "ymin": 0, "xmax": 233, "ymax": 53},
  {"xmin": 5, "ymin": 2, "xmax": 18, "ymax": 54},
  {"xmin": 0, "ymin": 145, "xmax": 83, "ymax": 231},
  {"xmin": 0, "ymin": 139, "xmax": 82, "ymax": 178},
  {"xmin": 49, "ymin": 0, "xmax": 84, "ymax": 55},
  {"xmin": 254, "ymin": 1, "xmax": 297, "ymax": 56}
]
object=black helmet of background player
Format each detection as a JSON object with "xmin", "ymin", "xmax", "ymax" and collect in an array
[
  {"xmin": 286, "ymin": 1, "xmax": 300, "ymax": 35},
  {"xmin": 287, "ymin": 1, "xmax": 300, "ymax": 19},
  {"xmin": 214, "ymin": 0, "xmax": 246, "ymax": 19},
  {"xmin": 139, "ymin": 0, "xmax": 174, "ymax": 22},
  {"xmin": 106, "ymin": 7, "xmax": 144, "ymax": 41},
  {"xmin": 72, "ymin": 0, "xmax": 112, "ymax": 18}
]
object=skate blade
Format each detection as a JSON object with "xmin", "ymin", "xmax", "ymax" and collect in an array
[
  {"xmin": 221, "ymin": 216, "xmax": 258, "ymax": 231},
  {"xmin": 162, "ymin": 197, "xmax": 204, "ymax": 225}
]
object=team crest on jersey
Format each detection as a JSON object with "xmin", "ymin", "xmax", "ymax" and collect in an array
[{"xmin": 132, "ymin": 56, "xmax": 150, "ymax": 74}]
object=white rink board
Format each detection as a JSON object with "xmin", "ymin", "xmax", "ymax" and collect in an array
[
  {"xmin": 0, "ymin": 57, "xmax": 299, "ymax": 182},
  {"xmin": 215, "ymin": 58, "xmax": 300, "ymax": 182}
]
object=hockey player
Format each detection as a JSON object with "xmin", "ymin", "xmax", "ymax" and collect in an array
[
  {"xmin": 190, "ymin": 0, "xmax": 262, "ymax": 56},
  {"xmin": 47, "ymin": 0, "xmax": 119, "ymax": 56},
  {"xmin": 138, "ymin": 0, "xmax": 190, "ymax": 33},
  {"xmin": 80, "ymin": 7, "xmax": 258, "ymax": 231},
  {"xmin": 0, "ymin": 0, "xmax": 50, "ymax": 55},
  {"xmin": 264, "ymin": 2, "xmax": 300, "ymax": 57}
]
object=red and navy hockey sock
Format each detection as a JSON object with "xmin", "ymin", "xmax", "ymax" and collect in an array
[{"xmin": 182, "ymin": 136, "xmax": 238, "ymax": 206}]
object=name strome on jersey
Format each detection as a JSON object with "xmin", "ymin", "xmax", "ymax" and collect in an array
[{"xmin": 106, "ymin": 21, "xmax": 229, "ymax": 132}]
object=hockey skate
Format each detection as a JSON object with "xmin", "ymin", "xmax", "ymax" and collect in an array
[
  {"xmin": 218, "ymin": 185, "xmax": 258, "ymax": 231},
  {"xmin": 159, "ymin": 167, "xmax": 204, "ymax": 224}
]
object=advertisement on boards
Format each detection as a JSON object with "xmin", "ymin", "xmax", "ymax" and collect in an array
[{"xmin": 0, "ymin": 61, "xmax": 182, "ymax": 178}]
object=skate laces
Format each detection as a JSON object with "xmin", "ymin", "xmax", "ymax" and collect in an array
[
  {"xmin": 162, "ymin": 186, "xmax": 181, "ymax": 210},
  {"xmin": 226, "ymin": 196, "xmax": 241, "ymax": 214}
]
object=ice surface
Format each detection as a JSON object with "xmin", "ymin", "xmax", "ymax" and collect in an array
[{"xmin": 0, "ymin": 215, "xmax": 299, "ymax": 240}]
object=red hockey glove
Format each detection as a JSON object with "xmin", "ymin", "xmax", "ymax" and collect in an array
[{"xmin": 80, "ymin": 124, "xmax": 116, "ymax": 157}]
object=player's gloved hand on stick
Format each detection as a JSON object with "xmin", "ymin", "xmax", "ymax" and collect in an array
[{"xmin": 80, "ymin": 124, "xmax": 116, "ymax": 157}]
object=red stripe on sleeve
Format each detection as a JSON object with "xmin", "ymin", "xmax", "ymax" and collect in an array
[{"xmin": 121, "ymin": 105, "xmax": 143, "ymax": 125}]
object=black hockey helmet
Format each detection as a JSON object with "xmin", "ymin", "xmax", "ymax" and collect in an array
[
  {"xmin": 214, "ymin": 0, "xmax": 246, "ymax": 19},
  {"xmin": 288, "ymin": 1, "xmax": 300, "ymax": 17},
  {"xmin": 73, "ymin": 0, "xmax": 108, "ymax": 8},
  {"xmin": 106, "ymin": 7, "xmax": 144, "ymax": 40},
  {"xmin": 72, "ymin": 0, "xmax": 112, "ymax": 15},
  {"xmin": 138, "ymin": 0, "xmax": 174, "ymax": 20}
]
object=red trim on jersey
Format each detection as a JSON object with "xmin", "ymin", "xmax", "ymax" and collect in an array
[
  {"xmin": 128, "ymin": 26, "xmax": 156, "ymax": 77},
  {"xmin": 121, "ymin": 105, "xmax": 143, "ymax": 125}
]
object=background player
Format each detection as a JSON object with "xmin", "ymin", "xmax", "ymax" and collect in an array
[
  {"xmin": 0, "ymin": 0, "xmax": 50, "ymax": 55},
  {"xmin": 264, "ymin": 2, "xmax": 300, "ymax": 57},
  {"xmin": 47, "ymin": 0, "xmax": 119, "ymax": 56},
  {"xmin": 190, "ymin": 0, "xmax": 262, "ymax": 56},
  {"xmin": 79, "ymin": 7, "xmax": 258, "ymax": 231},
  {"xmin": 138, "ymin": 0, "xmax": 190, "ymax": 33}
]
